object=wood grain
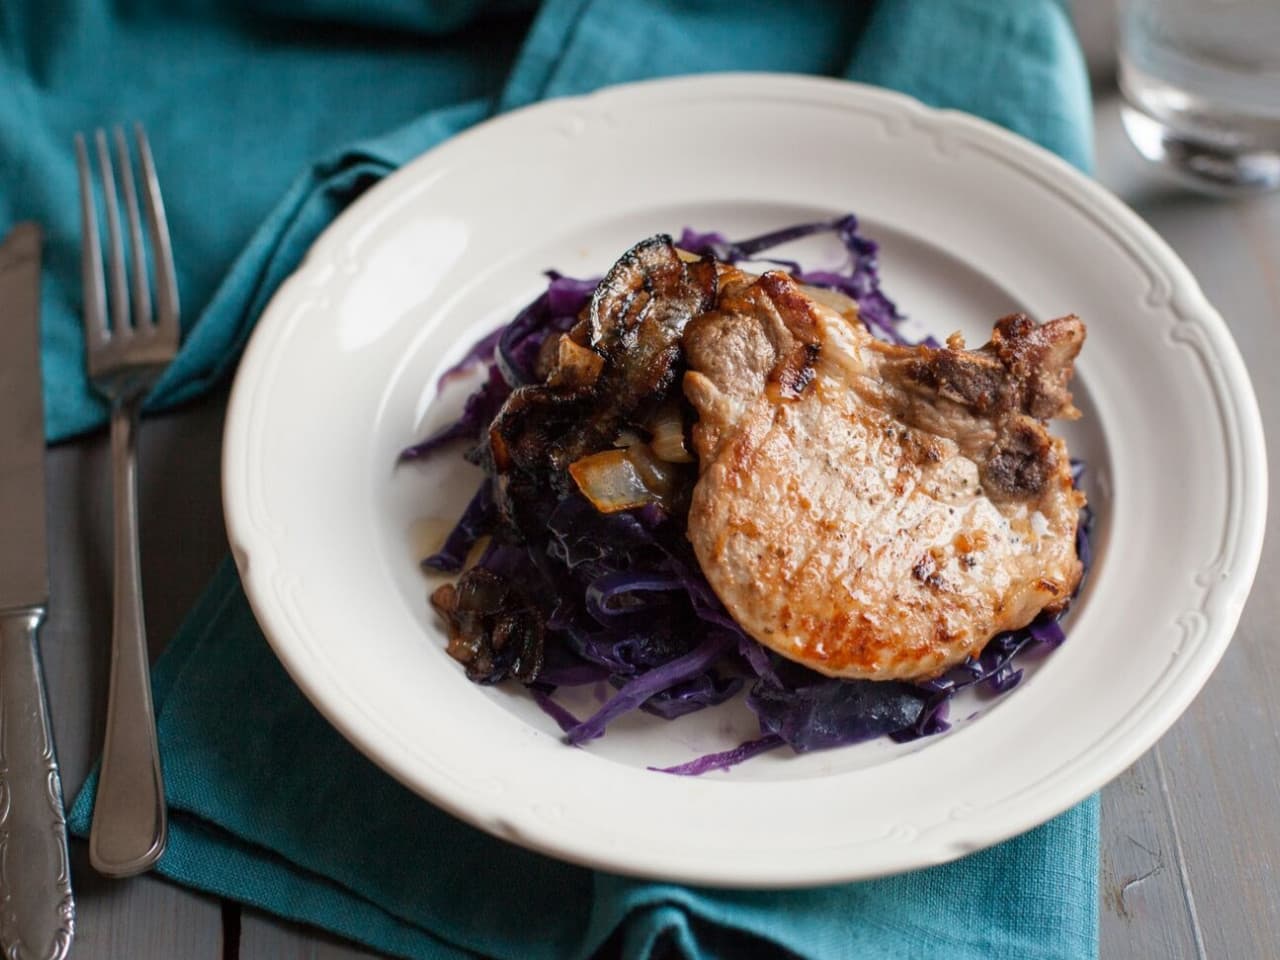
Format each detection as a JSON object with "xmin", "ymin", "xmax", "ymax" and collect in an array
[
  {"xmin": 40, "ymin": 396, "xmax": 231, "ymax": 958},
  {"xmin": 1099, "ymin": 756, "xmax": 1202, "ymax": 958},
  {"xmin": 1093, "ymin": 94, "xmax": 1280, "ymax": 959},
  {"xmin": 239, "ymin": 910, "xmax": 384, "ymax": 960},
  {"xmin": 1143, "ymin": 189, "xmax": 1280, "ymax": 960},
  {"xmin": 64, "ymin": 845, "xmax": 226, "ymax": 959}
]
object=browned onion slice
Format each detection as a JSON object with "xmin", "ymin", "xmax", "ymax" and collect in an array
[
  {"xmin": 568, "ymin": 444, "xmax": 684, "ymax": 513},
  {"xmin": 647, "ymin": 400, "xmax": 693, "ymax": 463}
]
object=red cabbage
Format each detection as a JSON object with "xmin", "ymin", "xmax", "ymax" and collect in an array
[
  {"xmin": 534, "ymin": 658, "xmax": 612, "ymax": 687},
  {"xmin": 564, "ymin": 632, "xmax": 736, "ymax": 744},
  {"xmin": 639, "ymin": 670, "xmax": 744, "ymax": 721},
  {"xmin": 747, "ymin": 659, "xmax": 937, "ymax": 753},
  {"xmin": 498, "ymin": 272, "xmax": 599, "ymax": 387},
  {"xmin": 404, "ymin": 217, "xmax": 1090, "ymax": 775},
  {"xmin": 677, "ymin": 214, "xmax": 910, "ymax": 345},
  {"xmin": 399, "ymin": 365, "xmax": 511, "ymax": 463},
  {"xmin": 531, "ymin": 686, "xmax": 582, "ymax": 733},
  {"xmin": 585, "ymin": 572, "xmax": 690, "ymax": 623},
  {"xmin": 545, "ymin": 272, "xmax": 600, "ymax": 314},
  {"xmin": 434, "ymin": 325, "xmax": 503, "ymax": 390},
  {"xmin": 650, "ymin": 734, "xmax": 785, "ymax": 776},
  {"xmin": 421, "ymin": 479, "xmax": 495, "ymax": 573}
]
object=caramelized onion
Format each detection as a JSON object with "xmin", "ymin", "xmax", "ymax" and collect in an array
[
  {"xmin": 431, "ymin": 567, "xmax": 544, "ymax": 683},
  {"xmin": 613, "ymin": 429, "xmax": 644, "ymax": 449},
  {"xmin": 547, "ymin": 334, "xmax": 604, "ymax": 389},
  {"xmin": 625, "ymin": 442, "xmax": 681, "ymax": 495},
  {"xmin": 569, "ymin": 444, "xmax": 684, "ymax": 513},
  {"xmin": 647, "ymin": 401, "xmax": 693, "ymax": 463},
  {"xmin": 568, "ymin": 449, "xmax": 654, "ymax": 513}
]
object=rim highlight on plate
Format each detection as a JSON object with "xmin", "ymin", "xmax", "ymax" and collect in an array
[{"xmin": 223, "ymin": 74, "xmax": 1267, "ymax": 886}]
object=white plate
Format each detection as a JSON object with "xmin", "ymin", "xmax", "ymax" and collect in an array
[{"xmin": 223, "ymin": 74, "xmax": 1267, "ymax": 886}]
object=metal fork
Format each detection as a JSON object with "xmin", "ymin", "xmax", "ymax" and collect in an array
[{"xmin": 76, "ymin": 124, "xmax": 176, "ymax": 877}]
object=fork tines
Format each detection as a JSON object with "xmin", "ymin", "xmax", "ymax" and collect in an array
[{"xmin": 75, "ymin": 125, "xmax": 179, "ymax": 363}]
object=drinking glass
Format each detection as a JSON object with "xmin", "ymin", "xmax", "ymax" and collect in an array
[{"xmin": 1118, "ymin": 0, "xmax": 1280, "ymax": 194}]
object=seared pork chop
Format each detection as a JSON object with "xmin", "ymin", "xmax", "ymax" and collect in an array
[{"xmin": 683, "ymin": 266, "xmax": 1085, "ymax": 681}]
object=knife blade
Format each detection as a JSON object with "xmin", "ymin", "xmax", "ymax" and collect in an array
[{"xmin": 0, "ymin": 222, "xmax": 75, "ymax": 960}]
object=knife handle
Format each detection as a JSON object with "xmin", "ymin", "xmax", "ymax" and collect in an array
[{"xmin": 0, "ymin": 607, "xmax": 75, "ymax": 960}]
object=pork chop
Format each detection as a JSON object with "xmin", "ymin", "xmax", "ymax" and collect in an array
[{"xmin": 683, "ymin": 266, "xmax": 1086, "ymax": 681}]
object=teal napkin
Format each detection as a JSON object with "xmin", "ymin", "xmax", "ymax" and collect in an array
[
  {"xmin": 2, "ymin": 0, "xmax": 1092, "ymax": 442},
  {"xmin": 1, "ymin": 0, "xmax": 1100, "ymax": 956},
  {"xmin": 71, "ymin": 560, "xmax": 1100, "ymax": 959}
]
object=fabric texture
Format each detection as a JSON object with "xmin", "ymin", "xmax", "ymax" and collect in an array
[
  {"xmin": 71, "ymin": 561, "xmax": 1099, "ymax": 960},
  {"xmin": 1, "ymin": 0, "xmax": 1100, "ymax": 956}
]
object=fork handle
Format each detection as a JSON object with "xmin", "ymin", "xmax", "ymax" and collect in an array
[{"xmin": 89, "ymin": 399, "xmax": 167, "ymax": 877}]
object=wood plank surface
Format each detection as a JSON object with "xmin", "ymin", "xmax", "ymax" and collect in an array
[
  {"xmin": 1099, "ymin": 755, "xmax": 1203, "ymax": 959},
  {"xmin": 1092, "ymin": 94, "xmax": 1280, "ymax": 959},
  {"xmin": 239, "ymin": 911, "xmax": 384, "ymax": 960},
  {"xmin": 40, "ymin": 397, "xmax": 231, "ymax": 959}
]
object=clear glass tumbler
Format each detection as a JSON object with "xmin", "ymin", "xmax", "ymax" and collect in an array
[{"xmin": 1118, "ymin": 0, "xmax": 1280, "ymax": 194}]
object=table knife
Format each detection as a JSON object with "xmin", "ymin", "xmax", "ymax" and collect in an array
[{"xmin": 0, "ymin": 223, "xmax": 75, "ymax": 960}]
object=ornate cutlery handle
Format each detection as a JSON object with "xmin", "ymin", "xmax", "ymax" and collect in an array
[{"xmin": 0, "ymin": 607, "xmax": 74, "ymax": 960}]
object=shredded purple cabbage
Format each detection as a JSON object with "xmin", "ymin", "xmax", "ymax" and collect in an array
[
  {"xmin": 421, "ymin": 479, "xmax": 494, "ymax": 572},
  {"xmin": 564, "ymin": 632, "xmax": 736, "ymax": 744},
  {"xmin": 434, "ymin": 326, "xmax": 503, "ymax": 390},
  {"xmin": 530, "ymin": 686, "xmax": 582, "ymax": 733},
  {"xmin": 748, "ymin": 662, "xmax": 940, "ymax": 752},
  {"xmin": 650, "ymin": 734, "xmax": 786, "ymax": 776},
  {"xmin": 404, "ymin": 216, "xmax": 1091, "ymax": 774},
  {"xmin": 399, "ymin": 365, "xmax": 510, "ymax": 463},
  {"xmin": 677, "ymin": 214, "xmax": 910, "ymax": 345},
  {"xmin": 399, "ymin": 273, "xmax": 597, "ymax": 464}
]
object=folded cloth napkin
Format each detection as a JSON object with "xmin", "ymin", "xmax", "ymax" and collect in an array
[
  {"xmin": 0, "ymin": 0, "xmax": 1098, "ymax": 956},
  {"xmin": 71, "ymin": 560, "xmax": 1099, "ymax": 960}
]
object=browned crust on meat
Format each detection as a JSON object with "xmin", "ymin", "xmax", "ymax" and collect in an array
[
  {"xmin": 756, "ymin": 273, "xmax": 823, "ymax": 399},
  {"xmin": 681, "ymin": 268, "xmax": 1086, "ymax": 682},
  {"xmin": 901, "ymin": 312, "xmax": 1084, "ymax": 422},
  {"xmin": 872, "ymin": 313, "xmax": 1085, "ymax": 501},
  {"xmin": 982, "ymin": 414, "xmax": 1057, "ymax": 500}
]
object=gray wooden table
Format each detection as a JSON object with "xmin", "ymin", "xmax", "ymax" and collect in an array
[{"xmin": 36, "ymin": 91, "xmax": 1280, "ymax": 959}]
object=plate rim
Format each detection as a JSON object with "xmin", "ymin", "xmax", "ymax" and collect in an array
[{"xmin": 222, "ymin": 72, "xmax": 1268, "ymax": 886}]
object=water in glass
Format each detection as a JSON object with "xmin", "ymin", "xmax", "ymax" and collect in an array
[{"xmin": 1119, "ymin": 0, "xmax": 1280, "ymax": 193}]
